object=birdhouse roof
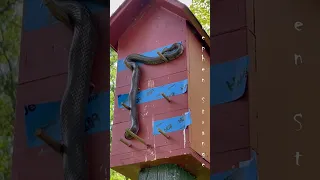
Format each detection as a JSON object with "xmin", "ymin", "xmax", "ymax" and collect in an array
[{"xmin": 110, "ymin": 0, "xmax": 210, "ymax": 52}]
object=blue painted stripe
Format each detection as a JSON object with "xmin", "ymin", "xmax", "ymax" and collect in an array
[
  {"xmin": 210, "ymin": 56, "xmax": 249, "ymax": 106},
  {"xmin": 24, "ymin": 91, "xmax": 109, "ymax": 147},
  {"xmin": 211, "ymin": 150, "xmax": 258, "ymax": 180},
  {"xmin": 23, "ymin": 0, "xmax": 105, "ymax": 31},
  {"xmin": 153, "ymin": 111, "xmax": 192, "ymax": 135},
  {"xmin": 117, "ymin": 79, "xmax": 188, "ymax": 108},
  {"xmin": 117, "ymin": 41, "xmax": 183, "ymax": 72}
]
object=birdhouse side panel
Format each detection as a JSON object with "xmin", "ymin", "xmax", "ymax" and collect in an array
[
  {"xmin": 186, "ymin": 27, "xmax": 210, "ymax": 163},
  {"xmin": 210, "ymin": 29, "xmax": 251, "ymax": 173},
  {"xmin": 211, "ymin": 0, "xmax": 253, "ymax": 36}
]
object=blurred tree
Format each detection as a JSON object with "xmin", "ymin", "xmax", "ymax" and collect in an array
[
  {"xmin": 190, "ymin": 0, "xmax": 210, "ymax": 36},
  {"xmin": 109, "ymin": 48, "xmax": 127, "ymax": 179},
  {"xmin": 0, "ymin": 0, "xmax": 23, "ymax": 179}
]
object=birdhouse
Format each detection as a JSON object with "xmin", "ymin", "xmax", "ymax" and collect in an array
[
  {"xmin": 12, "ymin": 1, "xmax": 109, "ymax": 179},
  {"xmin": 110, "ymin": 0, "xmax": 210, "ymax": 179}
]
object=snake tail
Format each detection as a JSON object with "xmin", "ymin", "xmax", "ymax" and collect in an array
[
  {"xmin": 124, "ymin": 43, "xmax": 184, "ymax": 140},
  {"xmin": 43, "ymin": 0, "xmax": 96, "ymax": 179}
]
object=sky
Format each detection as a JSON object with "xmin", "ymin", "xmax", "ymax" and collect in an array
[{"xmin": 110, "ymin": 0, "xmax": 192, "ymax": 15}]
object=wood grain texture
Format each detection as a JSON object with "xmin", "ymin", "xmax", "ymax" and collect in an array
[
  {"xmin": 111, "ymin": 2, "xmax": 209, "ymax": 179},
  {"xmin": 187, "ymin": 26, "xmax": 210, "ymax": 162},
  {"xmin": 12, "ymin": 8, "xmax": 110, "ymax": 180},
  {"xmin": 210, "ymin": 29, "xmax": 251, "ymax": 173},
  {"xmin": 254, "ymin": 0, "xmax": 320, "ymax": 179}
]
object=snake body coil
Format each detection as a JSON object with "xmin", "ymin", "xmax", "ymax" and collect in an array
[
  {"xmin": 124, "ymin": 43, "xmax": 184, "ymax": 139},
  {"xmin": 44, "ymin": 0, "xmax": 96, "ymax": 179}
]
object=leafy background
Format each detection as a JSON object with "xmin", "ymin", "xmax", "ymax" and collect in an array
[{"xmin": 0, "ymin": 0, "xmax": 209, "ymax": 179}]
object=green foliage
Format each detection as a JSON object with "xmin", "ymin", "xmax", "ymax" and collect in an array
[
  {"xmin": 110, "ymin": 168, "xmax": 128, "ymax": 180},
  {"xmin": 110, "ymin": 49, "xmax": 117, "ymax": 127},
  {"xmin": 190, "ymin": 0, "xmax": 210, "ymax": 36},
  {"xmin": 109, "ymin": 48, "xmax": 128, "ymax": 180},
  {"xmin": 0, "ymin": 0, "xmax": 22, "ymax": 179},
  {"xmin": 0, "ymin": 96, "xmax": 14, "ymax": 179},
  {"xmin": 0, "ymin": 96, "xmax": 14, "ymax": 137}
]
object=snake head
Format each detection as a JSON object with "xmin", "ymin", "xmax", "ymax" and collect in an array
[
  {"xmin": 124, "ymin": 131, "xmax": 134, "ymax": 140},
  {"xmin": 124, "ymin": 126, "xmax": 139, "ymax": 140},
  {"xmin": 42, "ymin": 0, "xmax": 73, "ymax": 30},
  {"xmin": 124, "ymin": 61, "xmax": 134, "ymax": 71},
  {"xmin": 161, "ymin": 43, "xmax": 184, "ymax": 61}
]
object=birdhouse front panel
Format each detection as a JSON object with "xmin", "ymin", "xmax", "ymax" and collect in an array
[
  {"xmin": 110, "ymin": 1, "xmax": 210, "ymax": 179},
  {"xmin": 12, "ymin": 1, "xmax": 110, "ymax": 179},
  {"xmin": 111, "ymin": 3, "xmax": 188, "ymax": 157}
]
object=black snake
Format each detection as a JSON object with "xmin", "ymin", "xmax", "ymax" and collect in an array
[
  {"xmin": 124, "ymin": 43, "xmax": 184, "ymax": 140},
  {"xmin": 42, "ymin": 0, "xmax": 96, "ymax": 179}
]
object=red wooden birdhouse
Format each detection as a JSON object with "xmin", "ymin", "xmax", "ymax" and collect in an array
[{"xmin": 110, "ymin": 0, "xmax": 210, "ymax": 179}]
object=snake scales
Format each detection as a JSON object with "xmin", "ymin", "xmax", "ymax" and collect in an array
[
  {"xmin": 124, "ymin": 43, "xmax": 184, "ymax": 140},
  {"xmin": 43, "ymin": 0, "xmax": 96, "ymax": 179}
]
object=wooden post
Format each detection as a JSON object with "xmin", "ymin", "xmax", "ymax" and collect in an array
[{"xmin": 139, "ymin": 164, "xmax": 195, "ymax": 180}]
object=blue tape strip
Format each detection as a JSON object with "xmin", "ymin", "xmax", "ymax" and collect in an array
[
  {"xmin": 117, "ymin": 79, "xmax": 188, "ymax": 108},
  {"xmin": 210, "ymin": 151, "xmax": 258, "ymax": 180},
  {"xmin": 210, "ymin": 150, "xmax": 258, "ymax": 180},
  {"xmin": 153, "ymin": 111, "xmax": 192, "ymax": 135},
  {"xmin": 210, "ymin": 56, "xmax": 249, "ymax": 106},
  {"xmin": 24, "ymin": 91, "xmax": 109, "ymax": 147},
  {"xmin": 23, "ymin": 0, "xmax": 105, "ymax": 31},
  {"xmin": 117, "ymin": 41, "xmax": 183, "ymax": 72}
]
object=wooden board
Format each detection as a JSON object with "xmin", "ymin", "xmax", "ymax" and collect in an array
[
  {"xmin": 19, "ymin": 2, "xmax": 108, "ymax": 84},
  {"xmin": 13, "ymin": 75, "xmax": 109, "ymax": 180},
  {"xmin": 210, "ymin": 29, "xmax": 251, "ymax": 173},
  {"xmin": 254, "ymin": 0, "xmax": 320, "ymax": 179},
  {"xmin": 115, "ymin": 3, "xmax": 188, "ymax": 88},
  {"xmin": 113, "ymin": 71, "xmax": 188, "ymax": 124},
  {"xmin": 12, "ymin": 4, "xmax": 110, "ymax": 180},
  {"xmin": 209, "ymin": 0, "xmax": 257, "ymax": 175},
  {"xmin": 111, "ymin": 108, "xmax": 190, "ymax": 158},
  {"xmin": 211, "ymin": 0, "xmax": 254, "ymax": 36},
  {"xmin": 186, "ymin": 26, "xmax": 210, "ymax": 163}
]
